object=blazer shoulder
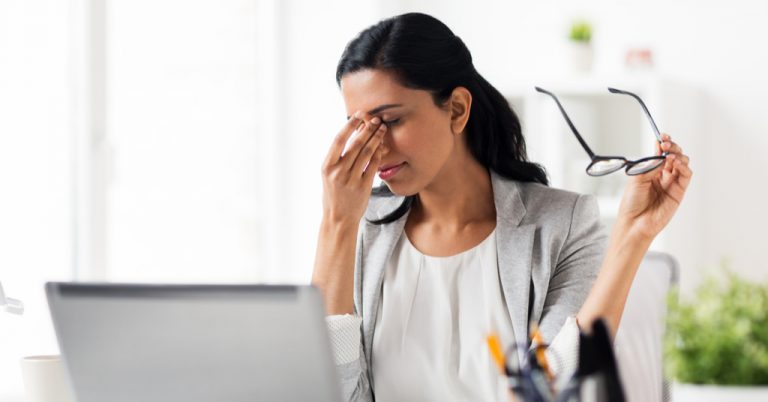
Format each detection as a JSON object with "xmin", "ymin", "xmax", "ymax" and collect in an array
[{"xmin": 515, "ymin": 181, "xmax": 598, "ymax": 226}]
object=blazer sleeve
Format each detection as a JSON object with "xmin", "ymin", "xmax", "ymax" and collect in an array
[
  {"xmin": 327, "ymin": 223, "xmax": 374, "ymax": 402},
  {"xmin": 331, "ymin": 319, "xmax": 373, "ymax": 402},
  {"xmin": 539, "ymin": 193, "xmax": 608, "ymax": 341}
]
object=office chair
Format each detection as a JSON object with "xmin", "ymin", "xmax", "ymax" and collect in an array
[{"xmin": 614, "ymin": 251, "xmax": 679, "ymax": 402}]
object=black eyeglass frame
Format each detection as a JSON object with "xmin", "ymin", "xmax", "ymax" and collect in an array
[{"xmin": 535, "ymin": 86, "xmax": 667, "ymax": 176}]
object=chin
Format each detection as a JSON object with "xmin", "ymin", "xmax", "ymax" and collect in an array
[{"xmin": 381, "ymin": 179, "xmax": 421, "ymax": 197}]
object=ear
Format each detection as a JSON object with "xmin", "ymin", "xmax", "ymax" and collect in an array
[{"xmin": 448, "ymin": 87, "xmax": 472, "ymax": 135}]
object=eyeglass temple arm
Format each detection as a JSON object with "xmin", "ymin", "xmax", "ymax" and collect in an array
[
  {"xmin": 534, "ymin": 87, "xmax": 596, "ymax": 158},
  {"xmin": 607, "ymin": 87, "xmax": 663, "ymax": 142}
]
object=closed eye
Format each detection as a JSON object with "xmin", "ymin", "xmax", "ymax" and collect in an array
[{"xmin": 383, "ymin": 118, "xmax": 400, "ymax": 126}]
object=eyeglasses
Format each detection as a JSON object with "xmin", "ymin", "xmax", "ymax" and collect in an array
[{"xmin": 535, "ymin": 86, "xmax": 667, "ymax": 176}]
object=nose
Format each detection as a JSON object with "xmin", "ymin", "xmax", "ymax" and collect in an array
[{"xmin": 378, "ymin": 134, "xmax": 391, "ymax": 156}]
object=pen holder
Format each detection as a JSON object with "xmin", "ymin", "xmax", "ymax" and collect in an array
[{"xmin": 503, "ymin": 319, "xmax": 626, "ymax": 402}]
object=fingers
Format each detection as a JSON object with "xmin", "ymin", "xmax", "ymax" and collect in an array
[
  {"xmin": 658, "ymin": 134, "xmax": 689, "ymax": 175},
  {"xmin": 673, "ymin": 155, "xmax": 693, "ymax": 186},
  {"xmin": 340, "ymin": 116, "xmax": 383, "ymax": 171},
  {"xmin": 352, "ymin": 123, "xmax": 387, "ymax": 177},
  {"xmin": 660, "ymin": 135, "xmax": 683, "ymax": 155},
  {"xmin": 659, "ymin": 154, "xmax": 677, "ymax": 188},
  {"xmin": 363, "ymin": 147, "xmax": 384, "ymax": 183},
  {"xmin": 323, "ymin": 111, "xmax": 364, "ymax": 167},
  {"xmin": 662, "ymin": 159, "xmax": 692, "ymax": 204},
  {"xmin": 658, "ymin": 135, "xmax": 693, "ymax": 203}
]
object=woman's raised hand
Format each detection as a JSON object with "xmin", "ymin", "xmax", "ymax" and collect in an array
[
  {"xmin": 320, "ymin": 111, "xmax": 387, "ymax": 227},
  {"xmin": 313, "ymin": 112, "xmax": 387, "ymax": 315},
  {"xmin": 616, "ymin": 134, "xmax": 693, "ymax": 241},
  {"xmin": 578, "ymin": 134, "xmax": 693, "ymax": 334}
]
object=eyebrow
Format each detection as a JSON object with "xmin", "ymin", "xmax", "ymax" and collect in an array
[{"xmin": 346, "ymin": 104, "xmax": 403, "ymax": 119}]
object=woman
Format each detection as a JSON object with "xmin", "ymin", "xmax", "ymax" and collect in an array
[{"xmin": 312, "ymin": 12, "xmax": 692, "ymax": 402}]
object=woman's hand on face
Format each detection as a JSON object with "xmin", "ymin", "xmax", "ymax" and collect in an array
[
  {"xmin": 320, "ymin": 111, "xmax": 387, "ymax": 227},
  {"xmin": 617, "ymin": 134, "xmax": 693, "ymax": 241}
]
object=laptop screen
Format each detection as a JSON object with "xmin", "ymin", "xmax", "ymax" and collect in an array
[{"xmin": 47, "ymin": 283, "xmax": 341, "ymax": 402}]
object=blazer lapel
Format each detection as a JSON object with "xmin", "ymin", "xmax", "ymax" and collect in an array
[
  {"xmin": 360, "ymin": 196, "xmax": 409, "ymax": 361},
  {"xmin": 491, "ymin": 171, "xmax": 536, "ymax": 359}
]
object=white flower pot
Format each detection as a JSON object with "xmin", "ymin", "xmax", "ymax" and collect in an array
[
  {"xmin": 569, "ymin": 42, "xmax": 593, "ymax": 74},
  {"xmin": 673, "ymin": 383, "xmax": 768, "ymax": 402}
]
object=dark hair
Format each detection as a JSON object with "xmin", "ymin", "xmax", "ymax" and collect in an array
[{"xmin": 336, "ymin": 12, "xmax": 548, "ymax": 224}]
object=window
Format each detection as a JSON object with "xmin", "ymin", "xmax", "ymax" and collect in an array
[{"xmin": 1, "ymin": 1, "xmax": 377, "ymax": 397}]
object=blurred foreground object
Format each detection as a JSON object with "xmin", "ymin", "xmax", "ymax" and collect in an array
[{"xmin": 0, "ymin": 281, "xmax": 25, "ymax": 315}]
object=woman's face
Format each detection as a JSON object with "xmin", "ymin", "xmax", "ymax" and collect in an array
[{"xmin": 340, "ymin": 69, "xmax": 459, "ymax": 196}]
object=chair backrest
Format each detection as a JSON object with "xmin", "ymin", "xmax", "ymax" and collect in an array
[{"xmin": 614, "ymin": 251, "xmax": 679, "ymax": 402}]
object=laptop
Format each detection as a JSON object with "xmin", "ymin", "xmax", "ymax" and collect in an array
[{"xmin": 46, "ymin": 283, "xmax": 342, "ymax": 402}]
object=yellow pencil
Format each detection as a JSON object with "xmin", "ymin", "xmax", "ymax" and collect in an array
[
  {"xmin": 530, "ymin": 325, "xmax": 554, "ymax": 382},
  {"xmin": 486, "ymin": 333, "xmax": 507, "ymax": 375}
]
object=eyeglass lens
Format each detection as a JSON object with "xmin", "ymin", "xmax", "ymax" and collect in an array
[
  {"xmin": 626, "ymin": 158, "xmax": 665, "ymax": 175},
  {"xmin": 587, "ymin": 159, "xmax": 626, "ymax": 176}
]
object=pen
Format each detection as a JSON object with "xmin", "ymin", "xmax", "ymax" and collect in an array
[
  {"xmin": 530, "ymin": 324, "xmax": 554, "ymax": 382},
  {"xmin": 486, "ymin": 333, "xmax": 507, "ymax": 375}
]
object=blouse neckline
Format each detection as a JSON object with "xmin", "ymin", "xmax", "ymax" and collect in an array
[{"xmin": 403, "ymin": 228, "xmax": 497, "ymax": 261}]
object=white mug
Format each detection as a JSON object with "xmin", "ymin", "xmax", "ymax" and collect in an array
[{"xmin": 20, "ymin": 355, "xmax": 75, "ymax": 402}]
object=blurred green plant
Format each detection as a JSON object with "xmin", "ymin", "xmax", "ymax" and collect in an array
[
  {"xmin": 569, "ymin": 20, "xmax": 592, "ymax": 43},
  {"xmin": 665, "ymin": 270, "xmax": 768, "ymax": 385}
]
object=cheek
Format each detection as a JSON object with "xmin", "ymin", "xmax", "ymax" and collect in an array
[
  {"xmin": 388, "ymin": 128, "xmax": 421, "ymax": 156},
  {"xmin": 389, "ymin": 122, "xmax": 452, "ymax": 165}
]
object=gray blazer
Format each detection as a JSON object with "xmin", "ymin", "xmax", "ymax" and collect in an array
[{"xmin": 337, "ymin": 170, "xmax": 607, "ymax": 402}]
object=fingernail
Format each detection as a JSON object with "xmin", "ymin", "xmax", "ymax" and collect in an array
[
  {"xmin": 353, "ymin": 111, "xmax": 362, "ymax": 119},
  {"xmin": 378, "ymin": 124, "xmax": 387, "ymax": 131},
  {"xmin": 371, "ymin": 117, "xmax": 381, "ymax": 124}
]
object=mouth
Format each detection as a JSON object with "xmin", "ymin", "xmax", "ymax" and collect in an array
[
  {"xmin": 378, "ymin": 162, "xmax": 406, "ymax": 180},
  {"xmin": 378, "ymin": 162, "xmax": 405, "ymax": 172}
]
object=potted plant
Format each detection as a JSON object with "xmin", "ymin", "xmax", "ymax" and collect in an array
[
  {"xmin": 665, "ymin": 271, "xmax": 768, "ymax": 402},
  {"xmin": 568, "ymin": 20, "xmax": 593, "ymax": 74}
]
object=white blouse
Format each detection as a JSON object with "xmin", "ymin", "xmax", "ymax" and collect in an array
[
  {"xmin": 371, "ymin": 229, "xmax": 514, "ymax": 402},
  {"xmin": 325, "ymin": 231, "xmax": 581, "ymax": 401}
]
